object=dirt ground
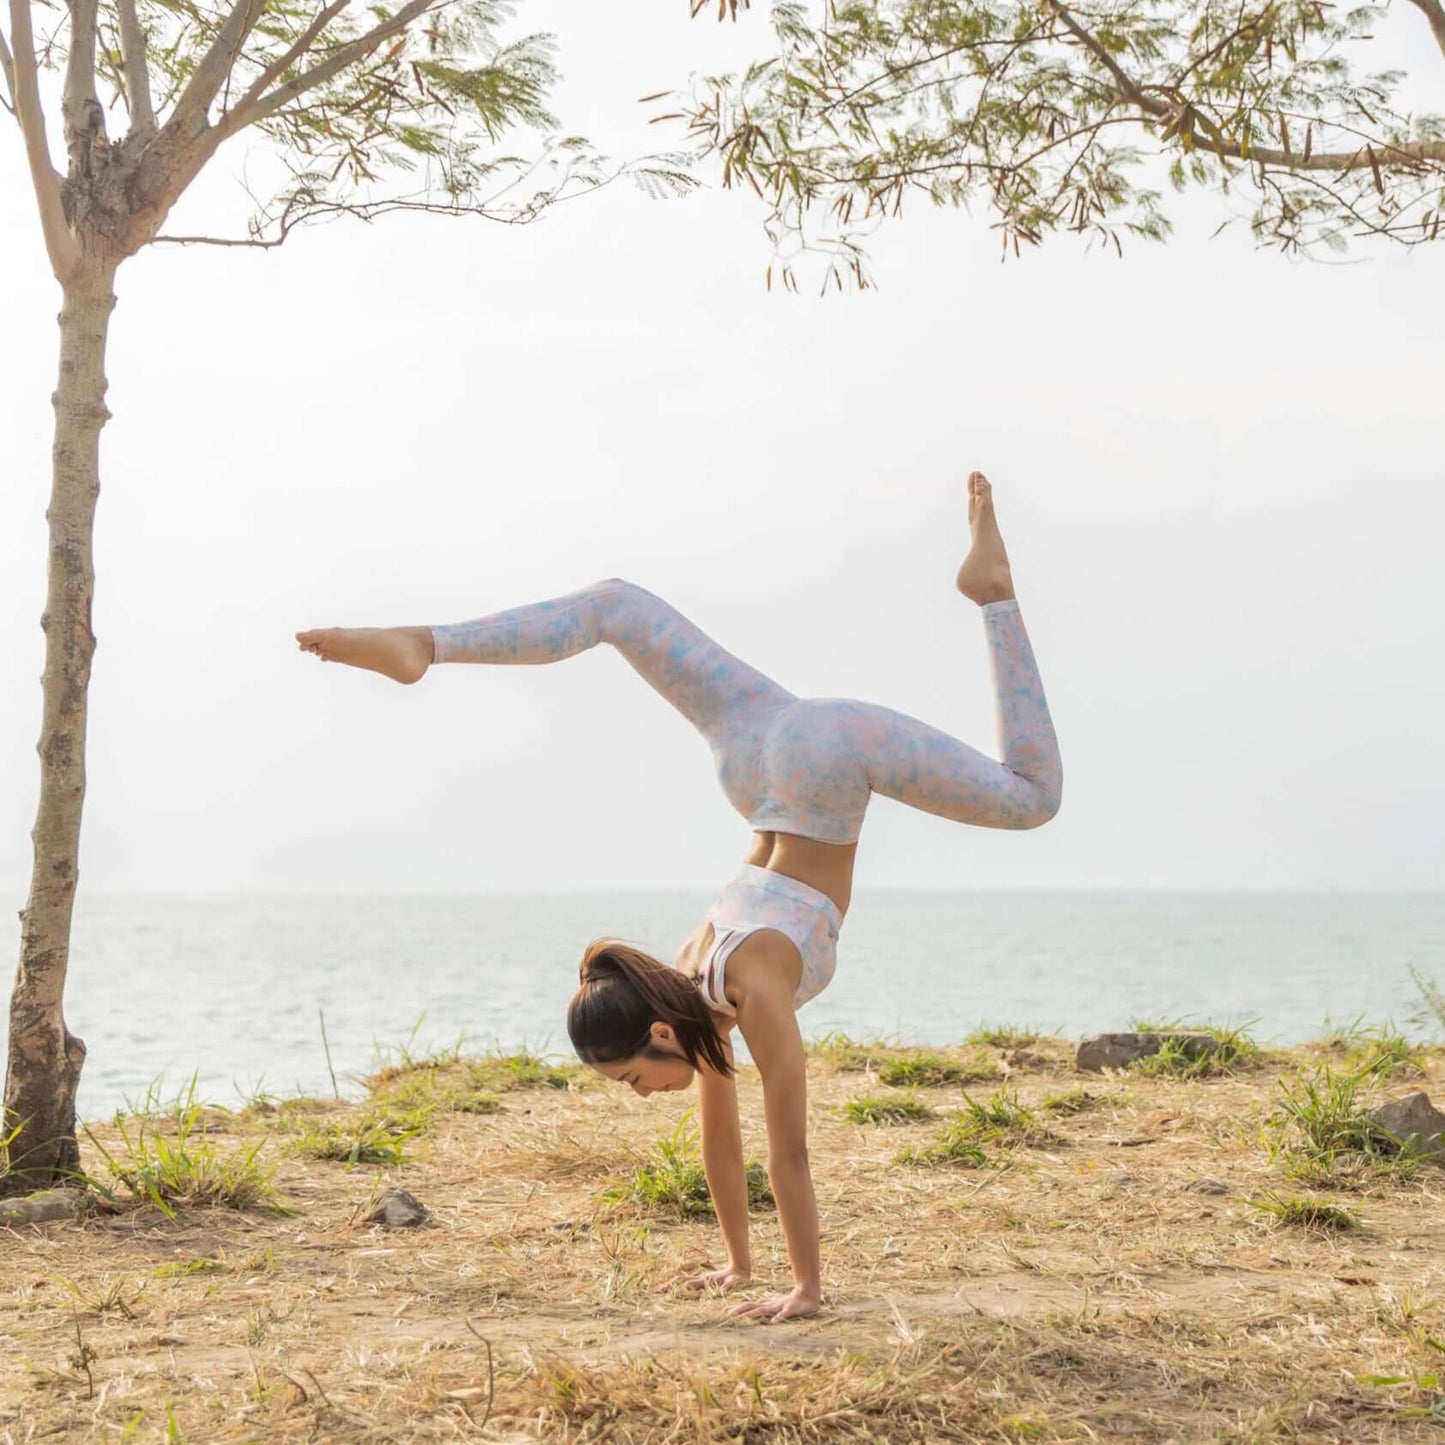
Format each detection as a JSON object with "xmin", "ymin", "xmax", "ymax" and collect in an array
[{"xmin": 2, "ymin": 1037, "xmax": 1444, "ymax": 1443}]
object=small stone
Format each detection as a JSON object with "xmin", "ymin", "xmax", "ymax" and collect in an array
[
  {"xmin": 1075, "ymin": 1032, "xmax": 1219, "ymax": 1072},
  {"xmin": 363, "ymin": 1187, "xmax": 432, "ymax": 1229},
  {"xmin": 1367, "ymin": 1092, "xmax": 1445, "ymax": 1163},
  {"xmin": 0, "ymin": 1188, "xmax": 89, "ymax": 1227},
  {"xmin": 881, "ymin": 1246, "xmax": 903, "ymax": 1259},
  {"xmin": 1183, "ymin": 1177, "xmax": 1230, "ymax": 1196}
]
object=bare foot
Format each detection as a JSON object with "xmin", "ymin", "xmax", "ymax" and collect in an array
[
  {"xmin": 954, "ymin": 471, "xmax": 1016, "ymax": 606},
  {"xmin": 295, "ymin": 626, "xmax": 434, "ymax": 685}
]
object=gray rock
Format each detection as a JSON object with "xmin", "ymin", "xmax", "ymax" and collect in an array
[
  {"xmin": 1075, "ymin": 1032, "xmax": 1219, "ymax": 1072},
  {"xmin": 0, "ymin": 1188, "xmax": 88, "ymax": 1227},
  {"xmin": 364, "ymin": 1186, "xmax": 432, "ymax": 1228},
  {"xmin": 1367, "ymin": 1092, "xmax": 1445, "ymax": 1163},
  {"xmin": 1182, "ymin": 1177, "xmax": 1230, "ymax": 1196}
]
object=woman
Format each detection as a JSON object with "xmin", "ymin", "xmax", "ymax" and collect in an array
[{"xmin": 297, "ymin": 472, "xmax": 1061, "ymax": 1323}]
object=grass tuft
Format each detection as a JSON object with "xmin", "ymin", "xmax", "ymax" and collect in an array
[
  {"xmin": 1127, "ymin": 1018, "xmax": 1263, "ymax": 1078},
  {"xmin": 804, "ymin": 1032, "xmax": 895, "ymax": 1072},
  {"xmin": 289, "ymin": 1115, "xmax": 422, "ymax": 1167},
  {"xmin": 1267, "ymin": 1064, "xmax": 1420, "ymax": 1186},
  {"xmin": 1249, "ymin": 1189, "xmax": 1364, "ymax": 1234},
  {"xmin": 962, "ymin": 1024, "xmax": 1047, "ymax": 1050},
  {"xmin": 898, "ymin": 1086, "xmax": 1056, "ymax": 1166},
  {"xmin": 1041, "ymin": 1088, "xmax": 1097, "ymax": 1115},
  {"xmin": 841, "ymin": 1093, "xmax": 936, "ymax": 1126},
  {"xmin": 600, "ymin": 1113, "xmax": 772, "ymax": 1219},
  {"xmin": 878, "ymin": 1049, "xmax": 1001, "ymax": 1089},
  {"xmin": 83, "ymin": 1081, "xmax": 290, "ymax": 1217}
]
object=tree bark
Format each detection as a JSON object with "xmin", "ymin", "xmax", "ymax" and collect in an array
[{"xmin": 3, "ymin": 260, "xmax": 116, "ymax": 1193}]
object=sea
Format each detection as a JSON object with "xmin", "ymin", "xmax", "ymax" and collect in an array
[{"xmin": 3, "ymin": 890, "xmax": 1441, "ymax": 1120}]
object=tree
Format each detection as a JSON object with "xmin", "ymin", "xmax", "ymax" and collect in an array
[
  {"xmin": 0, "ymin": 0, "xmax": 691, "ymax": 1193},
  {"xmin": 677, "ymin": 0, "xmax": 1445, "ymax": 287}
]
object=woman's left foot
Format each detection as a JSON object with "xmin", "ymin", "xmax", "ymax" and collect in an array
[
  {"xmin": 295, "ymin": 626, "xmax": 434, "ymax": 684},
  {"xmin": 955, "ymin": 471, "xmax": 1016, "ymax": 606}
]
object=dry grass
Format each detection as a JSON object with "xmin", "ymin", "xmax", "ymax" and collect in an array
[{"xmin": 2, "ymin": 1042, "xmax": 1444, "ymax": 1442}]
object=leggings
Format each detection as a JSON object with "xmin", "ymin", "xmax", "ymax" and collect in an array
[{"xmin": 430, "ymin": 579, "xmax": 1061, "ymax": 844}]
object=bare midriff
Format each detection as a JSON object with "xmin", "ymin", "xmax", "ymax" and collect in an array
[{"xmin": 744, "ymin": 831, "xmax": 857, "ymax": 917}]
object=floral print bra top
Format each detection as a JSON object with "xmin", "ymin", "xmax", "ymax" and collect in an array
[{"xmin": 695, "ymin": 865, "xmax": 844, "ymax": 1017}]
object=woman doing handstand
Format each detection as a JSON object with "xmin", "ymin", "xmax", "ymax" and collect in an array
[{"xmin": 297, "ymin": 471, "xmax": 1061, "ymax": 1323}]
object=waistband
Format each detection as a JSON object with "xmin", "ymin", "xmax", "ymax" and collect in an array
[{"xmin": 728, "ymin": 864, "xmax": 844, "ymax": 931}]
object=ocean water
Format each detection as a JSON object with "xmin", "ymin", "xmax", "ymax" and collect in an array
[{"xmin": 4, "ymin": 890, "xmax": 1441, "ymax": 1120}]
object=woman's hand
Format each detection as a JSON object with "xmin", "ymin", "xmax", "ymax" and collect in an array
[
  {"xmin": 678, "ymin": 1264, "xmax": 751, "ymax": 1295},
  {"xmin": 729, "ymin": 1284, "xmax": 822, "ymax": 1323}
]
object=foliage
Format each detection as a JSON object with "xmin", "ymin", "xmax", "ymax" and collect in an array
[
  {"xmin": 600, "ymin": 1113, "xmax": 773, "ymax": 1219},
  {"xmin": 963, "ymin": 1024, "xmax": 1046, "ymax": 1049},
  {"xmin": 670, "ymin": 0, "xmax": 1445, "ymax": 287},
  {"xmin": 1314, "ymin": 1014, "xmax": 1430, "ymax": 1077},
  {"xmin": 1409, "ymin": 968, "xmax": 1445, "ymax": 1037},
  {"xmin": 842, "ymin": 1092, "xmax": 937, "ymax": 1125},
  {"xmin": 1249, "ymin": 1189, "xmax": 1364, "ymax": 1234},
  {"xmin": 287, "ymin": 1114, "xmax": 423, "ymax": 1167},
  {"xmin": 898, "ymin": 1084, "xmax": 1055, "ymax": 1164},
  {"xmin": 1041, "ymin": 1087, "xmax": 1097, "ymax": 1114},
  {"xmin": 83, "ymin": 1081, "xmax": 292, "ymax": 1216},
  {"xmin": 1266, "ymin": 1063, "xmax": 1420, "ymax": 1186},
  {"xmin": 1128, "ymin": 1018, "xmax": 1264, "ymax": 1078},
  {"xmin": 879, "ymin": 1049, "xmax": 1001, "ymax": 1088}
]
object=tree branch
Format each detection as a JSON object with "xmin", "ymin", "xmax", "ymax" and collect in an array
[
  {"xmin": 62, "ymin": 0, "xmax": 103, "ymax": 173},
  {"xmin": 1183, "ymin": 131, "xmax": 1445, "ymax": 172},
  {"xmin": 223, "ymin": 0, "xmax": 349, "ymax": 125},
  {"xmin": 1405, "ymin": 0, "xmax": 1445, "ymax": 64},
  {"xmin": 8, "ymin": 0, "xmax": 81, "ymax": 277},
  {"xmin": 164, "ymin": 0, "xmax": 268, "ymax": 142},
  {"xmin": 1046, "ymin": 0, "xmax": 1444, "ymax": 173},
  {"xmin": 114, "ymin": 0, "xmax": 155, "ymax": 140},
  {"xmin": 0, "ymin": 24, "xmax": 17, "ymax": 114},
  {"xmin": 216, "ymin": 0, "xmax": 436, "ymax": 138},
  {"xmin": 1047, "ymin": 0, "xmax": 1167, "ymax": 117}
]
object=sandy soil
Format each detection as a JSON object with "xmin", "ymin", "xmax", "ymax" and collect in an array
[{"xmin": 2, "ymin": 1038, "xmax": 1443, "ymax": 1442}]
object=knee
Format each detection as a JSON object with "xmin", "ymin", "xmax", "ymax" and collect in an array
[
  {"xmin": 586, "ymin": 578, "xmax": 641, "ymax": 637},
  {"xmin": 1017, "ymin": 781, "xmax": 1062, "ymax": 829}
]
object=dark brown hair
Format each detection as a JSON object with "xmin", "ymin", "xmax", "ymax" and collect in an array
[{"xmin": 566, "ymin": 939, "xmax": 732, "ymax": 1078}]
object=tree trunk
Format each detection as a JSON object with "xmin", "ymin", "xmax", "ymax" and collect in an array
[{"xmin": 3, "ymin": 262, "xmax": 116, "ymax": 1194}]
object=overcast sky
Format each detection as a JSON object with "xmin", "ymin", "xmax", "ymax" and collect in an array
[{"xmin": 1, "ymin": 3, "xmax": 1442, "ymax": 898}]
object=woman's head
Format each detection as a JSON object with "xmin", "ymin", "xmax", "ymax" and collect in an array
[{"xmin": 567, "ymin": 939, "xmax": 732, "ymax": 1095}]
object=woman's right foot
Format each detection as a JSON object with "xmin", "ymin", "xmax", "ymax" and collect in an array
[
  {"xmin": 955, "ymin": 471, "xmax": 1016, "ymax": 606},
  {"xmin": 295, "ymin": 625, "xmax": 434, "ymax": 684}
]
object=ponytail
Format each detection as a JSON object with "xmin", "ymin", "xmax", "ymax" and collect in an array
[{"xmin": 567, "ymin": 939, "xmax": 732, "ymax": 1079}]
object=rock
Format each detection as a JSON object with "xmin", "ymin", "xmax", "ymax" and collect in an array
[
  {"xmin": 0, "ymin": 1188, "xmax": 89, "ymax": 1227},
  {"xmin": 1182, "ymin": 1177, "xmax": 1230, "ymax": 1196},
  {"xmin": 1367, "ymin": 1092, "xmax": 1445, "ymax": 1163},
  {"xmin": 364, "ymin": 1186, "xmax": 432, "ymax": 1228},
  {"xmin": 1076, "ymin": 1032, "xmax": 1220, "ymax": 1072}
]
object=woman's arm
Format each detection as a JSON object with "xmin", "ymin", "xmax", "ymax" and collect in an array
[
  {"xmin": 687, "ymin": 1050, "xmax": 752, "ymax": 1292},
  {"xmin": 730, "ymin": 938, "xmax": 822, "ymax": 1322}
]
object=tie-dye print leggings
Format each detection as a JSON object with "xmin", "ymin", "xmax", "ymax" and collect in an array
[{"xmin": 430, "ymin": 579, "xmax": 1061, "ymax": 844}]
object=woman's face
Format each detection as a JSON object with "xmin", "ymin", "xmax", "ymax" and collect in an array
[{"xmin": 592, "ymin": 1024, "xmax": 696, "ymax": 1097}]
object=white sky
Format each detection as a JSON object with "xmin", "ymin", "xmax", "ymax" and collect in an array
[{"xmin": 1, "ymin": 4, "xmax": 1442, "ymax": 896}]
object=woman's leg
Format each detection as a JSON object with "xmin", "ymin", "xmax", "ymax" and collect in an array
[
  {"xmin": 755, "ymin": 473, "xmax": 1059, "ymax": 837},
  {"xmin": 831, "ymin": 598, "xmax": 1061, "ymax": 830},
  {"xmin": 429, "ymin": 579, "xmax": 795, "ymax": 737},
  {"xmin": 298, "ymin": 578, "xmax": 794, "ymax": 746},
  {"xmin": 859, "ymin": 472, "xmax": 1060, "ymax": 829}
]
